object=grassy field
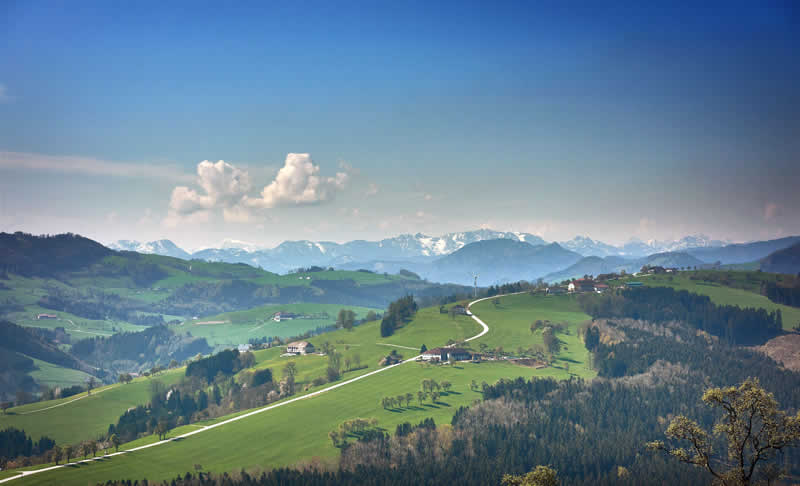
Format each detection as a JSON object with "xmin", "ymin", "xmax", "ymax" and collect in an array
[
  {"xmin": 0, "ymin": 275, "xmax": 145, "ymax": 340},
  {"xmin": 26, "ymin": 356, "xmax": 95, "ymax": 389},
  {"xmin": 613, "ymin": 273, "xmax": 800, "ymax": 330},
  {"xmin": 0, "ymin": 368, "xmax": 184, "ymax": 446},
  {"xmin": 6, "ymin": 294, "xmax": 593, "ymax": 485},
  {"xmin": 153, "ymin": 267, "xmax": 413, "ymax": 290},
  {"xmin": 11, "ymin": 362, "xmax": 546, "ymax": 486},
  {"xmin": 178, "ymin": 303, "xmax": 380, "ymax": 348},
  {"xmin": 1, "ymin": 260, "xmax": 431, "ymax": 345},
  {"xmin": 470, "ymin": 293, "xmax": 596, "ymax": 379}
]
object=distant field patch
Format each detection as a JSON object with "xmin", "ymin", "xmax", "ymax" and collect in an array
[
  {"xmin": 177, "ymin": 303, "xmax": 380, "ymax": 349},
  {"xmin": 27, "ymin": 356, "xmax": 94, "ymax": 389}
]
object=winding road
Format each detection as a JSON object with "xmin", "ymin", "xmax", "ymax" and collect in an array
[{"xmin": 0, "ymin": 295, "xmax": 500, "ymax": 484}]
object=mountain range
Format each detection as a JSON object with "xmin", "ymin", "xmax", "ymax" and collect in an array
[
  {"xmin": 107, "ymin": 231, "xmax": 799, "ymax": 285},
  {"xmin": 109, "ymin": 231, "xmax": 728, "ymax": 269}
]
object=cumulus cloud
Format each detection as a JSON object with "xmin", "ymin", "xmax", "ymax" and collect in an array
[
  {"xmin": 244, "ymin": 153, "xmax": 350, "ymax": 209},
  {"xmin": 165, "ymin": 154, "xmax": 351, "ymax": 226},
  {"xmin": 365, "ymin": 183, "xmax": 379, "ymax": 197},
  {"xmin": 167, "ymin": 160, "xmax": 251, "ymax": 218}
]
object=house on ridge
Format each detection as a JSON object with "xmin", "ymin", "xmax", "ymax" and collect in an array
[
  {"xmin": 286, "ymin": 341, "xmax": 315, "ymax": 355},
  {"xmin": 421, "ymin": 347, "xmax": 472, "ymax": 362}
]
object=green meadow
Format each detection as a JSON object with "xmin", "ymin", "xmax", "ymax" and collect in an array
[
  {"xmin": 0, "ymin": 275, "xmax": 144, "ymax": 340},
  {"xmin": 7, "ymin": 294, "xmax": 594, "ymax": 485},
  {"xmin": 0, "ymin": 368, "xmax": 184, "ymax": 446},
  {"xmin": 179, "ymin": 303, "xmax": 379, "ymax": 349},
  {"xmin": 26, "ymin": 356, "xmax": 95, "ymax": 389},
  {"xmin": 470, "ymin": 293, "xmax": 596, "ymax": 380}
]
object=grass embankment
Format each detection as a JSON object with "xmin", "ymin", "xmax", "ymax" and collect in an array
[
  {"xmin": 0, "ymin": 368, "xmax": 184, "ymax": 446},
  {"xmin": 9, "ymin": 294, "xmax": 593, "ymax": 485},
  {"xmin": 614, "ymin": 273, "xmax": 800, "ymax": 330}
]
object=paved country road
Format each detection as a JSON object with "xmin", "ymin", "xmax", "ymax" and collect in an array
[{"xmin": 0, "ymin": 293, "xmax": 514, "ymax": 484}]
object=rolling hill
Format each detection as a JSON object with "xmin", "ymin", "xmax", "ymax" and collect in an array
[
  {"xmin": 543, "ymin": 251, "xmax": 705, "ymax": 282},
  {"xmin": 429, "ymin": 240, "xmax": 583, "ymax": 285},
  {"xmin": 759, "ymin": 242, "xmax": 800, "ymax": 275},
  {"xmin": 686, "ymin": 235, "xmax": 800, "ymax": 264}
]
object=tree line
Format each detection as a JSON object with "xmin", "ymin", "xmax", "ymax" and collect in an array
[
  {"xmin": 0, "ymin": 428, "xmax": 55, "ymax": 469},
  {"xmin": 761, "ymin": 280, "xmax": 800, "ymax": 310},
  {"xmin": 577, "ymin": 286, "xmax": 783, "ymax": 345}
]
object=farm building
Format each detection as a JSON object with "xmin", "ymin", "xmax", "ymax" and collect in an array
[
  {"xmin": 450, "ymin": 305, "xmax": 468, "ymax": 315},
  {"xmin": 286, "ymin": 341, "xmax": 315, "ymax": 355},
  {"xmin": 273, "ymin": 312, "xmax": 298, "ymax": 322},
  {"xmin": 36, "ymin": 313, "xmax": 57, "ymax": 320},
  {"xmin": 421, "ymin": 347, "xmax": 472, "ymax": 362},
  {"xmin": 568, "ymin": 279, "xmax": 595, "ymax": 293},
  {"xmin": 593, "ymin": 283, "xmax": 609, "ymax": 293}
]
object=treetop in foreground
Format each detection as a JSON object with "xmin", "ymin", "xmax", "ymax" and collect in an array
[{"xmin": 647, "ymin": 378, "xmax": 800, "ymax": 486}]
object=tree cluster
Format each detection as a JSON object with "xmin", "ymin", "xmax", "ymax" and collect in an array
[
  {"xmin": 761, "ymin": 280, "xmax": 800, "ymax": 308},
  {"xmin": 380, "ymin": 295, "xmax": 418, "ymax": 337},
  {"xmin": 0, "ymin": 428, "xmax": 55, "ymax": 467}
]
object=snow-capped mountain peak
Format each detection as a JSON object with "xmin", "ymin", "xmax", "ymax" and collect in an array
[
  {"xmin": 219, "ymin": 239, "xmax": 267, "ymax": 253},
  {"xmin": 108, "ymin": 239, "xmax": 191, "ymax": 259}
]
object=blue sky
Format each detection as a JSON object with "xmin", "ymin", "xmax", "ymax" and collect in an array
[{"xmin": 1, "ymin": 1, "xmax": 798, "ymax": 249}]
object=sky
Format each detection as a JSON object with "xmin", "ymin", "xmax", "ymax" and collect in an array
[{"xmin": 1, "ymin": 1, "xmax": 798, "ymax": 250}]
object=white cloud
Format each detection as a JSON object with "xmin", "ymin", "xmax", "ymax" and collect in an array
[
  {"xmin": 244, "ymin": 153, "xmax": 350, "ymax": 209},
  {"xmin": 165, "ymin": 154, "xmax": 351, "ymax": 226},
  {"xmin": 167, "ymin": 160, "xmax": 251, "ymax": 220},
  {"xmin": 424, "ymin": 194, "xmax": 433, "ymax": 201},
  {"xmin": 365, "ymin": 183, "xmax": 379, "ymax": 197},
  {"xmin": 0, "ymin": 151, "xmax": 192, "ymax": 182},
  {"xmin": 223, "ymin": 204, "xmax": 254, "ymax": 224}
]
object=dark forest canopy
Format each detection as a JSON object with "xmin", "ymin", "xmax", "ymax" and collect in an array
[
  {"xmin": 577, "ymin": 286, "xmax": 783, "ymax": 345},
  {"xmin": 0, "ymin": 232, "xmax": 112, "ymax": 278},
  {"xmin": 0, "ymin": 428, "xmax": 55, "ymax": 465},
  {"xmin": 762, "ymin": 280, "xmax": 800, "ymax": 309},
  {"xmin": 71, "ymin": 325, "xmax": 211, "ymax": 373},
  {"xmin": 380, "ymin": 295, "xmax": 418, "ymax": 337}
]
